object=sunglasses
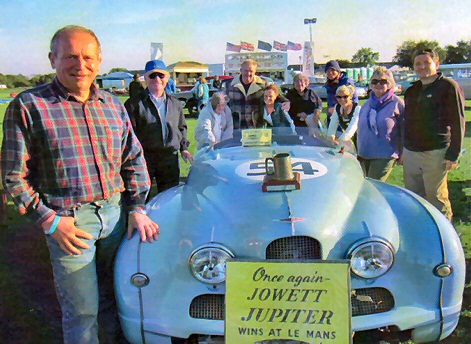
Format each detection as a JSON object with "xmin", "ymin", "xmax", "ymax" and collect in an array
[
  {"xmin": 371, "ymin": 79, "xmax": 388, "ymax": 85},
  {"xmin": 148, "ymin": 72, "xmax": 167, "ymax": 80},
  {"xmin": 336, "ymin": 95, "xmax": 349, "ymax": 99}
]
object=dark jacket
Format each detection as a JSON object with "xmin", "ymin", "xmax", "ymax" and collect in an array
[
  {"xmin": 404, "ymin": 72, "xmax": 465, "ymax": 161},
  {"xmin": 286, "ymin": 88, "xmax": 322, "ymax": 126},
  {"xmin": 253, "ymin": 102, "xmax": 293, "ymax": 128},
  {"xmin": 124, "ymin": 90, "xmax": 190, "ymax": 153}
]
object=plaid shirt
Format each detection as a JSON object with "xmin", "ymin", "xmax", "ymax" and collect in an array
[{"xmin": 1, "ymin": 78, "xmax": 150, "ymax": 225}]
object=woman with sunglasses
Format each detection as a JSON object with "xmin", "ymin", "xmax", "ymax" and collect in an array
[
  {"xmin": 327, "ymin": 85, "xmax": 360, "ymax": 147},
  {"xmin": 356, "ymin": 67, "xmax": 405, "ymax": 181}
]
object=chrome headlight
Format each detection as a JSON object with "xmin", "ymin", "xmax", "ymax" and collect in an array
[
  {"xmin": 189, "ymin": 244, "xmax": 234, "ymax": 284},
  {"xmin": 349, "ymin": 239, "xmax": 394, "ymax": 279}
]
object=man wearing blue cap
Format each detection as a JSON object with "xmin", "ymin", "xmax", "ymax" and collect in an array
[{"xmin": 125, "ymin": 60, "xmax": 193, "ymax": 194}]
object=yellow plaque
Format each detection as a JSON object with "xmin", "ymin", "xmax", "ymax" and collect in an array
[
  {"xmin": 226, "ymin": 260, "xmax": 352, "ymax": 344},
  {"xmin": 241, "ymin": 128, "xmax": 272, "ymax": 146}
]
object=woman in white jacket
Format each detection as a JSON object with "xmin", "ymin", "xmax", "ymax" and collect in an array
[
  {"xmin": 327, "ymin": 85, "xmax": 361, "ymax": 147},
  {"xmin": 195, "ymin": 92, "xmax": 234, "ymax": 149}
]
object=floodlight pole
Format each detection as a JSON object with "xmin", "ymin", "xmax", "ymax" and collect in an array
[{"xmin": 304, "ymin": 18, "xmax": 317, "ymax": 76}]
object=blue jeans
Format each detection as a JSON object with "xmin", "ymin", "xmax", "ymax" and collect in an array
[{"xmin": 46, "ymin": 193, "xmax": 127, "ymax": 344}]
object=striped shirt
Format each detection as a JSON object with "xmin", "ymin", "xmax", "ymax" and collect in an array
[{"xmin": 1, "ymin": 78, "xmax": 150, "ymax": 224}]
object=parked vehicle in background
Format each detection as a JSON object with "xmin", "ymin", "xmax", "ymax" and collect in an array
[
  {"xmin": 400, "ymin": 75, "xmax": 419, "ymax": 95},
  {"xmin": 353, "ymin": 81, "xmax": 368, "ymax": 98},
  {"xmin": 280, "ymin": 76, "xmax": 328, "ymax": 99},
  {"xmin": 174, "ymin": 88, "xmax": 198, "ymax": 117},
  {"xmin": 439, "ymin": 63, "xmax": 471, "ymax": 99},
  {"xmin": 280, "ymin": 78, "xmax": 367, "ymax": 100},
  {"xmin": 394, "ymin": 84, "xmax": 402, "ymax": 94},
  {"xmin": 400, "ymin": 63, "xmax": 471, "ymax": 99},
  {"xmin": 206, "ymin": 75, "xmax": 234, "ymax": 90},
  {"xmin": 175, "ymin": 75, "xmax": 236, "ymax": 117}
]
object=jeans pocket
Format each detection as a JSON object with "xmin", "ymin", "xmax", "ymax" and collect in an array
[{"xmin": 109, "ymin": 193, "xmax": 122, "ymax": 207}]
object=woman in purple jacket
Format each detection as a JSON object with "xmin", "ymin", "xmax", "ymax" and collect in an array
[{"xmin": 357, "ymin": 67, "xmax": 405, "ymax": 181}]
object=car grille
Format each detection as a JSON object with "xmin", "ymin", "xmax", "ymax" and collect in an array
[
  {"xmin": 266, "ymin": 236, "xmax": 322, "ymax": 259},
  {"xmin": 189, "ymin": 288, "xmax": 394, "ymax": 320},
  {"xmin": 351, "ymin": 287, "xmax": 394, "ymax": 316},
  {"xmin": 189, "ymin": 294, "xmax": 225, "ymax": 320}
]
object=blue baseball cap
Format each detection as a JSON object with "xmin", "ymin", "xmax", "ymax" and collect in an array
[{"xmin": 144, "ymin": 60, "xmax": 169, "ymax": 77}]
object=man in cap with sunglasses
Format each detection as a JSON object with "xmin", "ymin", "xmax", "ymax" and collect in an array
[
  {"xmin": 403, "ymin": 49, "xmax": 465, "ymax": 221},
  {"xmin": 125, "ymin": 60, "xmax": 193, "ymax": 195}
]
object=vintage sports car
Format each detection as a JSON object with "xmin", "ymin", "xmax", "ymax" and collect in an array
[{"xmin": 115, "ymin": 127, "xmax": 465, "ymax": 344}]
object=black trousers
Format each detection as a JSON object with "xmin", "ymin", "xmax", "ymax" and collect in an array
[{"xmin": 145, "ymin": 149, "xmax": 180, "ymax": 195}]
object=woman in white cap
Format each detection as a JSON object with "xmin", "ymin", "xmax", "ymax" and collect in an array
[{"xmin": 356, "ymin": 66, "xmax": 405, "ymax": 181}]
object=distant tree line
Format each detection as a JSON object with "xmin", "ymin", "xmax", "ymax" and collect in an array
[
  {"xmin": 0, "ymin": 68, "xmax": 133, "ymax": 89},
  {"xmin": 0, "ymin": 73, "xmax": 56, "ymax": 88},
  {"xmin": 1, "ymin": 40, "xmax": 470, "ymax": 87},
  {"xmin": 349, "ymin": 39, "xmax": 471, "ymax": 69}
]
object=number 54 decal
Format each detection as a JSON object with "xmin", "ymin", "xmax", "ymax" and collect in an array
[{"xmin": 235, "ymin": 158, "xmax": 328, "ymax": 180}]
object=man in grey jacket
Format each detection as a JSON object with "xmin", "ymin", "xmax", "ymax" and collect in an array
[{"xmin": 125, "ymin": 60, "xmax": 193, "ymax": 193}]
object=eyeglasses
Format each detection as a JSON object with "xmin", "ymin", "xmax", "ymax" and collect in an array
[
  {"xmin": 336, "ymin": 95, "xmax": 349, "ymax": 99},
  {"xmin": 371, "ymin": 79, "xmax": 388, "ymax": 85},
  {"xmin": 148, "ymin": 72, "xmax": 166, "ymax": 80}
]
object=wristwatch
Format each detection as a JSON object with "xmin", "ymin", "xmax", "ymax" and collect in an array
[{"xmin": 129, "ymin": 208, "xmax": 147, "ymax": 216}]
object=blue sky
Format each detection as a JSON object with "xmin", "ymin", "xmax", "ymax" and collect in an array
[{"xmin": 1, "ymin": 0, "xmax": 470, "ymax": 75}]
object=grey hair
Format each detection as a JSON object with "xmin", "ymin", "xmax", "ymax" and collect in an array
[
  {"xmin": 50, "ymin": 25, "xmax": 101, "ymax": 56},
  {"xmin": 370, "ymin": 66, "xmax": 395, "ymax": 88},
  {"xmin": 210, "ymin": 92, "xmax": 228, "ymax": 109},
  {"xmin": 293, "ymin": 73, "xmax": 309, "ymax": 83}
]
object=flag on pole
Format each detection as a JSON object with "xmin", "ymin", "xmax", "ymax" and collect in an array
[
  {"xmin": 257, "ymin": 40, "xmax": 272, "ymax": 51},
  {"xmin": 240, "ymin": 41, "xmax": 255, "ymax": 51},
  {"xmin": 273, "ymin": 41, "xmax": 287, "ymax": 51},
  {"xmin": 226, "ymin": 42, "xmax": 241, "ymax": 52},
  {"xmin": 150, "ymin": 42, "xmax": 163, "ymax": 60},
  {"xmin": 287, "ymin": 41, "xmax": 303, "ymax": 51}
]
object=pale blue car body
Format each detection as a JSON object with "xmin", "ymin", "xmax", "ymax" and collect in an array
[{"xmin": 115, "ymin": 129, "xmax": 465, "ymax": 344}]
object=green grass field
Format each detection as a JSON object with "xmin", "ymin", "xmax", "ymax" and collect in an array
[{"xmin": 0, "ymin": 87, "xmax": 470, "ymax": 343}]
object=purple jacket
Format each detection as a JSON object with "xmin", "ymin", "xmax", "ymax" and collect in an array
[{"xmin": 357, "ymin": 94, "xmax": 405, "ymax": 159}]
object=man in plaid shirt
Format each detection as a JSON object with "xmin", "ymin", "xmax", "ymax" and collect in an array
[{"xmin": 1, "ymin": 25, "xmax": 159, "ymax": 343}]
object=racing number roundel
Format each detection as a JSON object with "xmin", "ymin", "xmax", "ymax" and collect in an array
[{"xmin": 235, "ymin": 158, "xmax": 328, "ymax": 181}]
